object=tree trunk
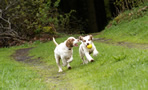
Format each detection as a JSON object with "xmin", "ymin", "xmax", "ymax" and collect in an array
[
  {"xmin": 86, "ymin": 0, "xmax": 98, "ymax": 33},
  {"xmin": 94, "ymin": 0, "xmax": 107, "ymax": 31}
]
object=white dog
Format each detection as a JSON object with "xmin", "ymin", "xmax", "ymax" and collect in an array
[
  {"xmin": 79, "ymin": 35, "xmax": 99, "ymax": 64},
  {"xmin": 53, "ymin": 37, "xmax": 79, "ymax": 72}
]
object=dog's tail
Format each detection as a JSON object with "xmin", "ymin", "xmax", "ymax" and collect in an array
[{"xmin": 53, "ymin": 37, "xmax": 58, "ymax": 46}]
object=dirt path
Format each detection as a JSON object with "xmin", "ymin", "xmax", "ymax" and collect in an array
[
  {"xmin": 12, "ymin": 47, "xmax": 72, "ymax": 89},
  {"xmin": 12, "ymin": 47, "xmax": 40, "ymax": 64},
  {"xmin": 94, "ymin": 38, "xmax": 148, "ymax": 49}
]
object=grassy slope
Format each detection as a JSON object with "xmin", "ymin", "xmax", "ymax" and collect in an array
[{"xmin": 95, "ymin": 3, "xmax": 148, "ymax": 43}]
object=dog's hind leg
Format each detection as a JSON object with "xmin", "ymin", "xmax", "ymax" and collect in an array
[
  {"xmin": 84, "ymin": 58, "xmax": 89, "ymax": 64},
  {"xmin": 79, "ymin": 51, "xmax": 86, "ymax": 64},
  {"xmin": 55, "ymin": 55, "xmax": 63, "ymax": 72}
]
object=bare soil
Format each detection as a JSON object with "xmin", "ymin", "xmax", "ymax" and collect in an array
[{"xmin": 12, "ymin": 47, "xmax": 40, "ymax": 64}]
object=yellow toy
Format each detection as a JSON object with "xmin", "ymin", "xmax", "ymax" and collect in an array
[{"xmin": 87, "ymin": 44, "xmax": 92, "ymax": 49}]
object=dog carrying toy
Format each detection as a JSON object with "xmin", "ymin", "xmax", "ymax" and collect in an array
[{"xmin": 87, "ymin": 44, "xmax": 92, "ymax": 49}]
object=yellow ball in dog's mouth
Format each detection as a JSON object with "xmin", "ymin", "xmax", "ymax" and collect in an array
[{"xmin": 87, "ymin": 44, "xmax": 92, "ymax": 49}]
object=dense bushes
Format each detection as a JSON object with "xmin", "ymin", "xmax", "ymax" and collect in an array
[
  {"xmin": 0, "ymin": 0, "xmax": 76, "ymax": 36},
  {"xmin": 0, "ymin": 0, "xmax": 76, "ymax": 47},
  {"xmin": 113, "ymin": 0, "xmax": 145, "ymax": 13}
]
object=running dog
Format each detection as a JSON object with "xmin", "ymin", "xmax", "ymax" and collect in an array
[
  {"xmin": 79, "ymin": 35, "xmax": 99, "ymax": 64},
  {"xmin": 53, "ymin": 37, "xmax": 79, "ymax": 72}
]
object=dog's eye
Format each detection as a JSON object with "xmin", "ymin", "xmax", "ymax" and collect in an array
[
  {"xmin": 83, "ymin": 40, "xmax": 86, "ymax": 42},
  {"xmin": 72, "ymin": 39, "xmax": 74, "ymax": 41}
]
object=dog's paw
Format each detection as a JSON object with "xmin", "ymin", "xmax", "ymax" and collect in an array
[
  {"xmin": 84, "ymin": 60, "xmax": 88, "ymax": 64},
  {"xmin": 90, "ymin": 59, "xmax": 94, "ymax": 62},
  {"xmin": 67, "ymin": 60, "xmax": 73, "ymax": 63},
  {"xmin": 68, "ymin": 66, "xmax": 72, "ymax": 69},
  {"xmin": 93, "ymin": 51, "xmax": 98, "ymax": 56},
  {"xmin": 58, "ymin": 69, "xmax": 63, "ymax": 72}
]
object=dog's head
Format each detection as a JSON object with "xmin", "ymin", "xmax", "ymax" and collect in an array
[
  {"xmin": 79, "ymin": 35, "xmax": 93, "ymax": 47},
  {"xmin": 66, "ymin": 37, "xmax": 79, "ymax": 48}
]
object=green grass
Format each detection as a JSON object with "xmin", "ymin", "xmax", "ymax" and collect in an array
[
  {"xmin": 1, "ymin": 2, "xmax": 148, "ymax": 89},
  {"xmin": 95, "ymin": 14, "xmax": 148, "ymax": 43},
  {"xmin": 95, "ymin": 2, "xmax": 148, "ymax": 43},
  {"xmin": 29, "ymin": 37, "xmax": 148, "ymax": 89},
  {"xmin": 0, "ymin": 45, "xmax": 47, "ymax": 89},
  {"xmin": 1, "ymin": 36, "xmax": 148, "ymax": 89},
  {"xmin": 67, "ymin": 43, "xmax": 148, "ymax": 89}
]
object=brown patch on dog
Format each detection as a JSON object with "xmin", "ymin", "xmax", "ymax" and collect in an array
[
  {"xmin": 66, "ymin": 39, "xmax": 74, "ymax": 48},
  {"xmin": 79, "ymin": 36, "xmax": 83, "ymax": 41},
  {"xmin": 89, "ymin": 35, "xmax": 93, "ymax": 40},
  {"xmin": 83, "ymin": 40, "xmax": 86, "ymax": 42}
]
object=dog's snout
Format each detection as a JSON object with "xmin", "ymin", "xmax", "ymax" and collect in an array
[{"xmin": 87, "ymin": 43, "xmax": 89, "ymax": 45}]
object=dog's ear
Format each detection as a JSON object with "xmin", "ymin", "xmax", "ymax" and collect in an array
[
  {"xmin": 79, "ymin": 36, "xmax": 83, "ymax": 41},
  {"xmin": 89, "ymin": 35, "xmax": 93, "ymax": 40},
  {"xmin": 66, "ymin": 39, "xmax": 74, "ymax": 48}
]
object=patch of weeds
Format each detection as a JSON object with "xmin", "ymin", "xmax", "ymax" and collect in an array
[
  {"xmin": 33, "ymin": 40, "xmax": 42, "ymax": 45},
  {"xmin": 113, "ymin": 54, "xmax": 126, "ymax": 62},
  {"xmin": 112, "ymin": 20, "xmax": 118, "ymax": 26}
]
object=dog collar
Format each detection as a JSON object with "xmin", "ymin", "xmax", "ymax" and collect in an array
[{"xmin": 68, "ymin": 46, "xmax": 73, "ymax": 50}]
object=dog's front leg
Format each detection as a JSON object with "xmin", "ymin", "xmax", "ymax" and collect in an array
[
  {"xmin": 61, "ymin": 57, "xmax": 68, "ymax": 67},
  {"xmin": 93, "ymin": 49, "xmax": 99, "ymax": 56},
  {"xmin": 85, "ymin": 52, "xmax": 94, "ymax": 62},
  {"xmin": 92, "ymin": 44, "xmax": 99, "ymax": 56},
  {"xmin": 67, "ymin": 56, "xmax": 73, "ymax": 69},
  {"xmin": 67, "ymin": 56, "xmax": 73, "ymax": 63},
  {"xmin": 67, "ymin": 63, "xmax": 72, "ymax": 69}
]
